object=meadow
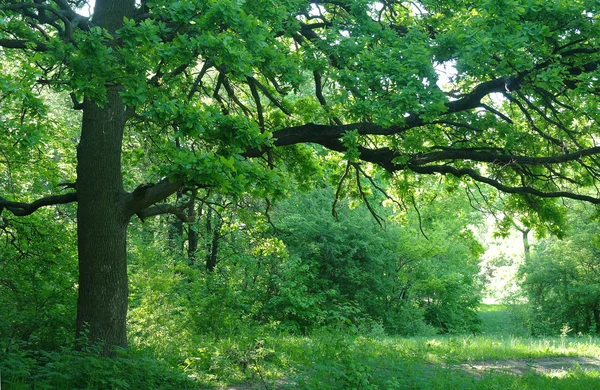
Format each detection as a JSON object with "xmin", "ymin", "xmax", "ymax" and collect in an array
[{"xmin": 193, "ymin": 304, "xmax": 600, "ymax": 389}]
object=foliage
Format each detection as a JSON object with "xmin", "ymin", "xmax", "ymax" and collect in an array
[
  {"xmin": 0, "ymin": 340, "xmax": 194, "ymax": 390},
  {"xmin": 0, "ymin": 209, "xmax": 77, "ymax": 351},
  {"xmin": 518, "ymin": 203, "xmax": 600, "ymax": 335},
  {"xmin": 258, "ymin": 187, "xmax": 484, "ymax": 335},
  {"xmin": 2, "ymin": 0, "xmax": 600, "ymax": 387}
]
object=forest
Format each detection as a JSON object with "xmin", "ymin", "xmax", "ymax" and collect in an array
[{"xmin": 1, "ymin": 0, "xmax": 600, "ymax": 388}]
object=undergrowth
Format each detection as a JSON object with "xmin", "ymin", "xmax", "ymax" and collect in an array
[{"xmin": 3, "ymin": 305, "xmax": 600, "ymax": 389}]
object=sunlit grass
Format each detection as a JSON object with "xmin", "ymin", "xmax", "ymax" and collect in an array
[
  {"xmin": 263, "ymin": 331, "xmax": 600, "ymax": 389},
  {"xmin": 271, "ymin": 331, "xmax": 600, "ymax": 364},
  {"xmin": 133, "ymin": 304, "xmax": 600, "ymax": 388}
]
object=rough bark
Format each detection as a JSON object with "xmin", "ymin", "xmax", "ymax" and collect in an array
[
  {"xmin": 74, "ymin": 0, "xmax": 134, "ymax": 356},
  {"xmin": 75, "ymin": 87, "xmax": 129, "ymax": 355}
]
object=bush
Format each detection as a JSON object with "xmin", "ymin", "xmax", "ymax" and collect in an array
[{"xmin": 0, "ymin": 340, "xmax": 195, "ymax": 390}]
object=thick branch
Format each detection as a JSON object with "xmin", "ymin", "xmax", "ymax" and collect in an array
[
  {"xmin": 0, "ymin": 1, "xmax": 89, "ymax": 42},
  {"xmin": 135, "ymin": 203, "xmax": 195, "ymax": 222},
  {"xmin": 446, "ymin": 77, "xmax": 513, "ymax": 113},
  {"xmin": 123, "ymin": 178, "xmax": 184, "ymax": 218},
  {"xmin": 0, "ymin": 39, "xmax": 48, "ymax": 51},
  {"xmin": 246, "ymin": 121, "xmax": 418, "ymax": 154},
  {"xmin": 0, "ymin": 192, "xmax": 77, "ymax": 216}
]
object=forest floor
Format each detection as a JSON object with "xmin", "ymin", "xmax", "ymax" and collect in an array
[
  {"xmin": 219, "ymin": 357, "xmax": 600, "ymax": 389},
  {"xmin": 454, "ymin": 356, "xmax": 600, "ymax": 376},
  {"xmin": 214, "ymin": 304, "xmax": 600, "ymax": 389},
  {"xmin": 217, "ymin": 357, "xmax": 600, "ymax": 390}
]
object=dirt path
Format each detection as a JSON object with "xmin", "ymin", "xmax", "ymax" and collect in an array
[{"xmin": 455, "ymin": 356, "xmax": 600, "ymax": 376}]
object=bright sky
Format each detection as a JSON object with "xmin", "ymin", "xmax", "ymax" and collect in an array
[{"xmin": 76, "ymin": 0, "xmax": 94, "ymax": 17}]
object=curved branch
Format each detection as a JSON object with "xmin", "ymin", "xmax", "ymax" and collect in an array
[
  {"xmin": 410, "ymin": 195, "xmax": 429, "ymax": 240},
  {"xmin": 354, "ymin": 164, "xmax": 385, "ymax": 228},
  {"xmin": 332, "ymin": 160, "xmax": 351, "ymax": 219},
  {"xmin": 0, "ymin": 2, "xmax": 89, "ymax": 38},
  {"xmin": 409, "ymin": 146, "xmax": 600, "ymax": 166},
  {"xmin": 246, "ymin": 76, "xmax": 291, "ymax": 115},
  {"xmin": 0, "ymin": 192, "xmax": 77, "ymax": 216},
  {"xmin": 407, "ymin": 163, "xmax": 600, "ymax": 204}
]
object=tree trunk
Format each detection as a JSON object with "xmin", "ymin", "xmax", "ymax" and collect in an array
[
  {"xmin": 74, "ymin": 0, "xmax": 134, "ymax": 355},
  {"xmin": 187, "ymin": 201, "xmax": 198, "ymax": 262},
  {"xmin": 206, "ymin": 227, "xmax": 220, "ymax": 272},
  {"xmin": 593, "ymin": 305, "xmax": 600, "ymax": 334},
  {"xmin": 205, "ymin": 207, "xmax": 221, "ymax": 272},
  {"xmin": 521, "ymin": 228, "xmax": 531, "ymax": 262},
  {"xmin": 169, "ymin": 217, "xmax": 184, "ymax": 256},
  {"xmin": 76, "ymin": 88, "xmax": 128, "ymax": 355}
]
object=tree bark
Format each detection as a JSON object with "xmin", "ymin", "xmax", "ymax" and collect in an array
[
  {"xmin": 169, "ymin": 217, "xmax": 184, "ymax": 256},
  {"xmin": 206, "ymin": 227, "xmax": 220, "ymax": 272},
  {"xmin": 188, "ymin": 225, "xmax": 198, "ymax": 261},
  {"xmin": 187, "ymin": 201, "xmax": 198, "ymax": 262},
  {"xmin": 521, "ymin": 228, "xmax": 531, "ymax": 263},
  {"xmin": 205, "ymin": 206, "xmax": 220, "ymax": 272},
  {"xmin": 76, "ymin": 88, "xmax": 129, "ymax": 355},
  {"xmin": 75, "ymin": 0, "xmax": 134, "ymax": 356}
]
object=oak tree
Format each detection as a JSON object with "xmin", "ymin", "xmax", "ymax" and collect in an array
[{"xmin": 1, "ymin": 0, "xmax": 600, "ymax": 353}]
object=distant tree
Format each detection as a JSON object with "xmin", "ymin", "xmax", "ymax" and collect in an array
[
  {"xmin": 519, "ymin": 203, "xmax": 600, "ymax": 335},
  {"xmin": 1, "ymin": 0, "xmax": 600, "ymax": 353},
  {"xmin": 261, "ymin": 187, "xmax": 483, "ymax": 334}
]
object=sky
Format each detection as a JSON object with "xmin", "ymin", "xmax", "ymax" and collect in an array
[{"xmin": 76, "ymin": 0, "xmax": 94, "ymax": 17}]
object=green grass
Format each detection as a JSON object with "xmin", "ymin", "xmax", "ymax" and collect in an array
[
  {"xmin": 182, "ymin": 305, "xmax": 600, "ymax": 389},
  {"xmin": 249, "ymin": 331, "xmax": 600, "ymax": 389},
  {"xmin": 478, "ymin": 303, "xmax": 530, "ymax": 336},
  {"xmin": 4, "ymin": 305, "xmax": 600, "ymax": 389},
  {"xmin": 174, "ymin": 325, "xmax": 600, "ymax": 388}
]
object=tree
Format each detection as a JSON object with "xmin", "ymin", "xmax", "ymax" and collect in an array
[
  {"xmin": 1, "ymin": 0, "xmax": 600, "ymax": 354},
  {"xmin": 519, "ymin": 202, "xmax": 600, "ymax": 335},
  {"xmin": 262, "ymin": 186, "xmax": 483, "ymax": 334}
]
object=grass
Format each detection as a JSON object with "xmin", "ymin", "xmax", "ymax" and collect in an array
[
  {"xmin": 3, "ymin": 305, "xmax": 600, "ymax": 389},
  {"xmin": 183, "ymin": 305, "xmax": 600, "ymax": 389},
  {"xmin": 259, "ymin": 327, "xmax": 600, "ymax": 389},
  {"xmin": 477, "ymin": 303, "xmax": 530, "ymax": 336}
]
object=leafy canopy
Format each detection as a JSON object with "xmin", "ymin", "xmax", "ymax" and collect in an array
[{"xmin": 1, "ymin": 0, "xmax": 600, "ymax": 215}]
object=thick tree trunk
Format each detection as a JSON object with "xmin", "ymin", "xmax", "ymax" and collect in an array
[
  {"xmin": 76, "ymin": 88, "xmax": 129, "ymax": 355},
  {"xmin": 188, "ymin": 226, "xmax": 198, "ymax": 261},
  {"xmin": 73, "ymin": 0, "xmax": 134, "ymax": 356},
  {"xmin": 76, "ymin": 0, "xmax": 134, "ymax": 355}
]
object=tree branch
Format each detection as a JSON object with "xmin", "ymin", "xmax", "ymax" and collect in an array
[
  {"xmin": 0, "ymin": 192, "xmax": 77, "ymax": 216},
  {"xmin": 407, "ymin": 163, "xmax": 600, "ymax": 204},
  {"xmin": 409, "ymin": 146, "xmax": 600, "ymax": 167},
  {"xmin": 0, "ymin": 39, "xmax": 48, "ymax": 51},
  {"xmin": 332, "ymin": 160, "xmax": 351, "ymax": 219},
  {"xmin": 123, "ymin": 178, "xmax": 185, "ymax": 218},
  {"xmin": 135, "ymin": 203, "xmax": 195, "ymax": 222}
]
